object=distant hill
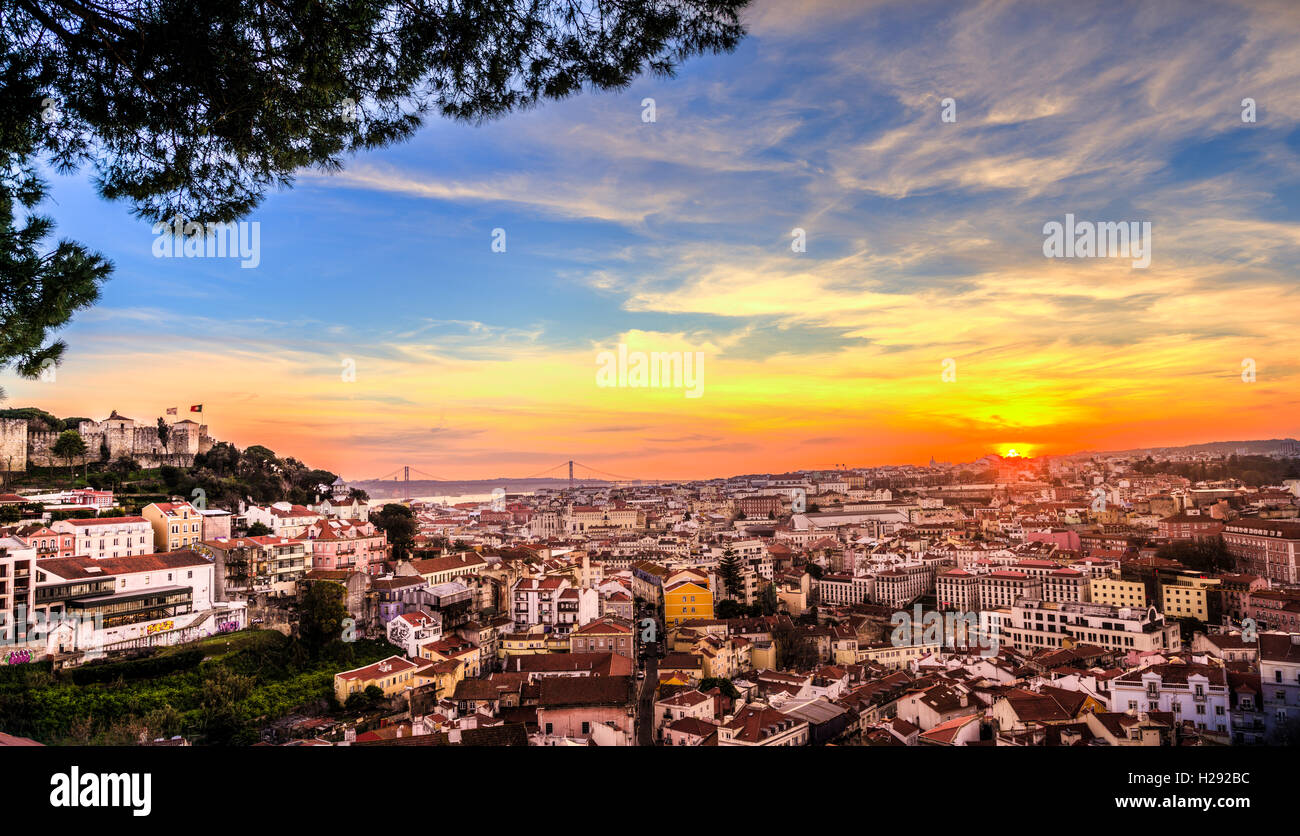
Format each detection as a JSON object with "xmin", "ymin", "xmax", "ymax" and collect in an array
[{"xmin": 1069, "ymin": 439, "xmax": 1298, "ymax": 458}]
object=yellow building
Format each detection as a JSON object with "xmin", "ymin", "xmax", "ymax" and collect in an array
[
  {"xmin": 699, "ymin": 635, "xmax": 751, "ymax": 679},
  {"xmin": 419, "ymin": 637, "xmax": 483, "ymax": 678},
  {"xmin": 333, "ymin": 655, "xmax": 421, "ymax": 704},
  {"xmin": 142, "ymin": 501, "xmax": 204, "ymax": 552},
  {"xmin": 664, "ymin": 579, "xmax": 713, "ymax": 628},
  {"xmin": 418, "ymin": 659, "xmax": 463, "ymax": 702},
  {"xmin": 749, "ymin": 642, "xmax": 777, "ymax": 671},
  {"xmin": 1090, "ymin": 578, "xmax": 1147, "ymax": 609},
  {"xmin": 500, "ymin": 631, "xmax": 551, "ymax": 663},
  {"xmin": 1161, "ymin": 578, "xmax": 1220, "ymax": 621}
]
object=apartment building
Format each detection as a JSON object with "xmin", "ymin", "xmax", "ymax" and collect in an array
[
  {"xmin": 819, "ymin": 573, "xmax": 874, "ymax": 606},
  {"xmin": 1090, "ymin": 577, "xmax": 1147, "ymax": 609},
  {"xmin": 936, "ymin": 569, "xmax": 980, "ymax": 611},
  {"xmin": 1042, "ymin": 568, "xmax": 1090, "ymax": 604},
  {"xmin": 0, "ymin": 538, "xmax": 36, "ymax": 649},
  {"xmin": 511, "ymin": 576, "xmax": 573, "ymax": 632},
  {"xmin": 665, "ymin": 578, "xmax": 714, "ymax": 628},
  {"xmin": 1003, "ymin": 599, "xmax": 1181, "ymax": 655},
  {"xmin": 197, "ymin": 535, "xmax": 310, "ymax": 600},
  {"xmin": 717, "ymin": 705, "xmax": 810, "ymax": 746},
  {"xmin": 53, "ymin": 516, "xmax": 154, "ymax": 560},
  {"xmin": 1223, "ymin": 519, "xmax": 1300, "ymax": 585},
  {"xmin": 977, "ymin": 571, "xmax": 1042, "ymax": 610},
  {"xmin": 243, "ymin": 502, "xmax": 323, "ymax": 539},
  {"xmin": 142, "ymin": 501, "xmax": 203, "ymax": 552},
  {"xmin": 872, "ymin": 564, "xmax": 931, "ymax": 608},
  {"xmin": 1260, "ymin": 632, "xmax": 1300, "ymax": 743},
  {"xmin": 303, "ymin": 518, "xmax": 388, "ymax": 574},
  {"xmin": 0, "ymin": 524, "xmax": 75, "ymax": 559},
  {"xmin": 1110, "ymin": 662, "xmax": 1230, "ymax": 736},
  {"xmin": 1158, "ymin": 568, "xmax": 1222, "ymax": 623},
  {"xmin": 570, "ymin": 616, "xmax": 635, "ymax": 658},
  {"xmin": 1157, "ymin": 512, "xmax": 1224, "ymax": 542},
  {"xmin": 406, "ymin": 551, "xmax": 489, "ymax": 586}
]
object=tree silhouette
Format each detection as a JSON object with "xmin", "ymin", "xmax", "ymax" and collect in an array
[
  {"xmin": 0, "ymin": 56, "xmax": 110, "ymax": 385},
  {"xmin": 717, "ymin": 546, "xmax": 742, "ymax": 601},
  {"xmin": 7, "ymin": 0, "xmax": 750, "ymax": 223}
]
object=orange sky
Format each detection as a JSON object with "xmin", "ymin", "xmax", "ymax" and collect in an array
[{"xmin": 6, "ymin": 0, "xmax": 1300, "ymax": 481}]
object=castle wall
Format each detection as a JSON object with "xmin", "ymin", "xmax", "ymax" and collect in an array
[
  {"xmin": 0, "ymin": 419, "xmax": 28, "ymax": 472},
  {"xmin": 11, "ymin": 416, "xmax": 213, "ymax": 471},
  {"xmin": 26, "ymin": 430, "xmax": 66, "ymax": 467}
]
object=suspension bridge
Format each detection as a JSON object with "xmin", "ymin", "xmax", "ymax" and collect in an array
[{"xmin": 367, "ymin": 460, "xmax": 646, "ymax": 500}]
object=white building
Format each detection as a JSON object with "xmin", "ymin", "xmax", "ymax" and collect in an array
[
  {"xmin": 818, "ymin": 573, "xmax": 873, "ymax": 606},
  {"xmin": 32, "ymin": 550, "xmax": 243, "ymax": 657},
  {"xmin": 1260, "ymin": 632, "xmax": 1300, "ymax": 743},
  {"xmin": 511, "ymin": 576, "xmax": 598, "ymax": 635},
  {"xmin": 1003, "ymin": 600, "xmax": 1182, "ymax": 655},
  {"xmin": 1110, "ymin": 662, "xmax": 1230, "ymax": 736},
  {"xmin": 936, "ymin": 569, "xmax": 980, "ymax": 611},
  {"xmin": 977, "ymin": 571, "xmax": 1042, "ymax": 610},
  {"xmin": 386, "ymin": 609, "xmax": 443, "ymax": 657},
  {"xmin": 243, "ymin": 502, "xmax": 323, "ymax": 538},
  {"xmin": 53, "ymin": 516, "xmax": 154, "ymax": 560},
  {"xmin": 0, "ymin": 538, "xmax": 36, "ymax": 649}
]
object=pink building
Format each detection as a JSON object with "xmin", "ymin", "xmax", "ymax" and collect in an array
[
  {"xmin": 1025, "ymin": 528, "xmax": 1081, "ymax": 552},
  {"xmin": 303, "ymin": 518, "xmax": 387, "ymax": 574},
  {"xmin": 535, "ymin": 676, "xmax": 636, "ymax": 745},
  {"xmin": 1244, "ymin": 589, "xmax": 1300, "ymax": 633},
  {"xmin": 1157, "ymin": 513, "xmax": 1225, "ymax": 542},
  {"xmin": 2, "ymin": 524, "xmax": 75, "ymax": 558}
]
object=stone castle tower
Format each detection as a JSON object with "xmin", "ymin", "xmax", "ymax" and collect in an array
[{"xmin": 0, "ymin": 411, "xmax": 215, "ymax": 471}]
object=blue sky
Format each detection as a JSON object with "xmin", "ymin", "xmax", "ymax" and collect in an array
[{"xmin": 11, "ymin": 0, "xmax": 1300, "ymax": 480}]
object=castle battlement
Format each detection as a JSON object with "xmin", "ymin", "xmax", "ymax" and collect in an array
[{"xmin": 0, "ymin": 411, "xmax": 215, "ymax": 471}]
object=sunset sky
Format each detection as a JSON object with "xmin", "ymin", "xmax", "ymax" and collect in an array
[{"xmin": 8, "ymin": 0, "xmax": 1300, "ymax": 481}]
